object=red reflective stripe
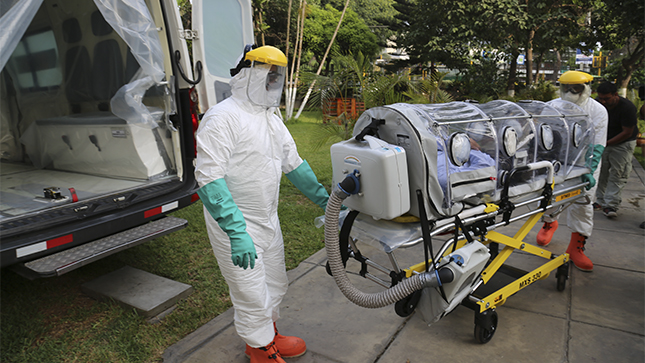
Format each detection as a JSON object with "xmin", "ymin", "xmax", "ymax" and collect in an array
[
  {"xmin": 189, "ymin": 86, "xmax": 199, "ymax": 156},
  {"xmin": 145, "ymin": 207, "xmax": 162, "ymax": 218},
  {"xmin": 69, "ymin": 187, "xmax": 78, "ymax": 202},
  {"xmin": 47, "ymin": 234, "xmax": 73, "ymax": 249},
  {"xmin": 191, "ymin": 193, "xmax": 200, "ymax": 203}
]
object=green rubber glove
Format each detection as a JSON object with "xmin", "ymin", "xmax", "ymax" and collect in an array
[
  {"xmin": 581, "ymin": 174, "xmax": 596, "ymax": 190},
  {"xmin": 587, "ymin": 144, "xmax": 604, "ymax": 173},
  {"xmin": 286, "ymin": 160, "xmax": 330, "ymax": 211},
  {"xmin": 581, "ymin": 144, "xmax": 604, "ymax": 190},
  {"xmin": 197, "ymin": 178, "xmax": 257, "ymax": 269}
]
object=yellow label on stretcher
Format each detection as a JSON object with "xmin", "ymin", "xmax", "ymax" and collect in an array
[{"xmin": 555, "ymin": 189, "xmax": 581, "ymax": 202}]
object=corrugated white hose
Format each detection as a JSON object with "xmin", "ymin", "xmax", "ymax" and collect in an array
[{"xmin": 324, "ymin": 187, "xmax": 442, "ymax": 308}]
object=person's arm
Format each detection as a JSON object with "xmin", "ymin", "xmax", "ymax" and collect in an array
[
  {"xmin": 286, "ymin": 160, "xmax": 330, "ymax": 211},
  {"xmin": 606, "ymin": 125, "xmax": 636, "ymax": 146},
  {"xmin": 607, "ymin": 100, "xmax": 638, "ymax": 145},
  {"xmin": 198, "ymin": 179, "xmax": 257, "ymax": 269},
  {"xmin": 195, "ymin": 113, "xmax": 256, "ymax": 269},
  {"xmin": 581, "ymin": 144, "xmax": 604, "ymax": 190},
  {"xmin": 582, "ymin": 102, "xmax": 608, "ymax": 190}
]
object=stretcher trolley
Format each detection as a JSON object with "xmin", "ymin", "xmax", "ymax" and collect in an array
[{"xmin": 322, "ymin": 99, "xmax": 594, "ymax": 343}]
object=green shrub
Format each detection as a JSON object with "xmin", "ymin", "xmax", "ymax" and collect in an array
[
  {"xmin": 518, "ymin": 81, "xmax": 558, "ymax": 101},
  {"xmin": 451, "ymin": 59, "xmax": 508, "ymax": 101}
]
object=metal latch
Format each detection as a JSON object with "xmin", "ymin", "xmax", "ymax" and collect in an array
[
  {"xmin": 44, "ymin": 187, "xmax": 63, "ymax": 200},
  {"xmin": 179, "ymin": 30, "xmax": 198, "ymax": 40}
]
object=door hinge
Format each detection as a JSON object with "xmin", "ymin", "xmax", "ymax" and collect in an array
[{"xmin": 180, "ymin": 30, "xmax": 198, "ymax": 40}]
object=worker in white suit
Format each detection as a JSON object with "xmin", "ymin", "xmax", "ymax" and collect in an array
[
  {"xmin": 195, "ymin": 45, "xmax": 329, "ymax": 363},
  {"xmin": 537, "ymin": 71, "xmax": 608, "ymax": 272}
]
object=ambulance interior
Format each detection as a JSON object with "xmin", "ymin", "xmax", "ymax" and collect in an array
[{"xmin": 0, "ymin": 0, "xmax": 181, "ymax": 224}]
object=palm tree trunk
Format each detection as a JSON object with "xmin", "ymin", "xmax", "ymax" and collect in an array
[
  {"xmin": 258, "ymin": 9, "xmax": 265, "ymax": 46},
  {"xmin": 507, "ymin": 49, "xmax": 519, "ymax": 97},
  {"xmin": 617, "ymin": 38, "xmax": 644, "ymax": 97},
  {"xmin": 295, "ymin": 0, "xmax": 350, "ymax": 119},
  {"xmin": 286, "ymin": 1, "xmax": 305, "ymax": 119},
  {"xmin": 534, "ymin": 52, "xmax": 543, "ymax": 82},
  {"xmin": 290, "ymin": 3, "xmax": 306, "ymax": 116},
  {"xmin": 284, "ymin": 0, "xmax": 293, "ymax": 117},
  {"xmin": 526, "ymin": 29, "xmax": 535, "ymax": 86},
  {"xmin": 554, "ymin": 49, "xmax": 562, "ymax": 79},
  {"xmin": 285, "ymin": 0, "xmax": 292, "ymax": 59},
  {"xmin": 285, "ymin": 0, "xmax": 299, "ymax": 119}
]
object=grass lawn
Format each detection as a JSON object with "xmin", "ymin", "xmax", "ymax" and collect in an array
[{"xmin": 0, "ymin": 110, "xmax": 333, "ymax": 363}]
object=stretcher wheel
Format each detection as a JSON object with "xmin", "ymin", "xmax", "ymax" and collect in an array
[
  {"xmin": 474, "ymin": 310, "xmax": 498, "ymax": 344},
  {"xmin": 394, "ymin": 290, "xmax": 422, "ymax": 317},
  {"xmin": 556, "ymin": 262, "xmax": 570, "ymax": 291}
]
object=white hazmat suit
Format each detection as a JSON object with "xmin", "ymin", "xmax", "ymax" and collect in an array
[
  {"xmin": 544, "ymin": 88, "xmax": 608, "ymax": 237},
  {"xmin": 195, "ymin": 61, "xmax": 328, "ymax": 348}
]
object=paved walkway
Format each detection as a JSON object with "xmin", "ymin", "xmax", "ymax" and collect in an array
[{"xmin": 164, "ymin": 158, "xmax": 645, "ymax": 363}]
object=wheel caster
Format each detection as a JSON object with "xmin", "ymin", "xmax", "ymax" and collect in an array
[
  {"xmin": 394, "ymin": 290, "xmax": 422, "ymax": 317},
  {"xmin": 556, "ymin": 262, "xmax": 569, "ymax": 291},
  {"xmin": 474, "ymin": 309, "xmax": 498, "ymax": 344}
]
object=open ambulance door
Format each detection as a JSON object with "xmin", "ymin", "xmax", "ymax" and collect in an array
[{"xmin": 192, "ymin": 0, "xmax": 254, "ymax": 111}]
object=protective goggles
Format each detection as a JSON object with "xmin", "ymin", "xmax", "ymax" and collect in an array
[
  {"xmin": 245, "ymin": 62, "xmax": 286, "ymax": 107},
  {"xmin": 266, "ymin": 67, "xmax": 284, "ymax": 91},
  {"xmin": 561, "ymin": 84, "xmax": 585, "ymax": 94}
]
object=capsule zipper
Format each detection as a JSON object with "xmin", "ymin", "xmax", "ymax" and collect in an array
[{"xmin": 451, "ymin": 177, "xmax": 495, "ymax": 188}]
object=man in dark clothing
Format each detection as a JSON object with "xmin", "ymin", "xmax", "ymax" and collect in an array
[{"xmin": 594, "ymin": 82, "xmax": 639, "ymax": 218}]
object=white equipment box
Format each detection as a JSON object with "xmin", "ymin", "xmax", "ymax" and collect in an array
[
  {"xmin": 331, "ymin": 136, "xmax": 409, "ymax": 220},
  {"xmin": 28, "ymin": 112, "xmax": 169, "ymax": 180}
]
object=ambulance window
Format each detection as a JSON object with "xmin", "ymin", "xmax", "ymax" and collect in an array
[
  {"xmin": 8, "ymin": 28, "xmax": 62, "ymax": 91},
  {"xmin": 203, "ymin": 1, "xmax": 245, "ymax": 79}
]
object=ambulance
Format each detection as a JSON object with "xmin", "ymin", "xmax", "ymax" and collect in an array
[{"xmin": 0, "ymin": 0, "xmax": 253, "ymax": 277}]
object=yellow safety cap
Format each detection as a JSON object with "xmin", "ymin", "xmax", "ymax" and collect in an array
[
  {"xmin": 245, "ymin": 46, "xmax": 287, "ymax": 67},
  {"xmin": 558, "ymin": 70, "xmax": 594, "ymax": 84}
]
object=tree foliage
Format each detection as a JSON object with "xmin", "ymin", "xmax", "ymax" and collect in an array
[
  {"xmin": 323, "ymin": 0, "xmax": 397, "ymax": 46},
  {"xmin": 187, "ymin": 0, "xmax": 642, "ymax": 102},
  {"xmin": 304, "ymin": 4, "xmax": 380, "ymax": 66},
  {"xmin": 258, "ymin": 0, "xmax": 380, "ymax": 75},
  {"xmin": 388, "ymin": 0, "xmax": 475, "ymax": 69},
  {"xmin": 514, "ymin": 0, "xmax": 591, "ymax": 85},
  {"xmin": 389, "ymin": 0, "xmax": 597, "ymax": 95},
  {"xmin": 258, "ymin": 0, "xmax": 293, "ymax": 49},
  {"xmin": 581, "ymin": 0, "xmax": 644, "ymax": 89}
]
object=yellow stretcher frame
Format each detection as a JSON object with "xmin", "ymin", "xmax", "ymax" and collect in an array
[
  {"xmin": 344, "ymin": 164, "xmax": 585, "ymax": 344},
  {"xmin": 402, "ymin": 208, "xmax": 570, "ymax": 313},
  {"xmin": 475, "ymin": 212, "xmax": 569, "ymax": 313}
]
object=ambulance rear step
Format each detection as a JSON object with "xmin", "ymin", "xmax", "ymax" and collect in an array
[{"xmin": 13, "ymin": 216, "xmax": 188, "ymax": 279}]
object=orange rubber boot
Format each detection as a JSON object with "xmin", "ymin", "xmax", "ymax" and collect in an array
[
  {"xmin": 272, "ymin": 323, "xmax": 306, "ymax": 358},
  {"xmin": 566, "ymin": 232, "xmax": 593, "ymax": 272},
  {"xmin": 245, "ymin": 324, "xmax": 306, "ymax": 359},
  {"xmin": 536, "ymin": 220, "xmax": 558, "ymax": 246},
  {"xmin": 247, "ymin": 341, "xmax": 285, "ymax": 363}
]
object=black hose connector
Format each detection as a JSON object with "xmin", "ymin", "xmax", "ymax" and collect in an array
[
  {"xmin": 338, "ymin": 170, "xmax": 360, "ymax": 195},
  {"xmin": 437, "ymin": 267, "xmax": 454, "ymax": 284},
  {"xmin": 355, "ymin": 118, "xmax": 385, "ymax": 141}
]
